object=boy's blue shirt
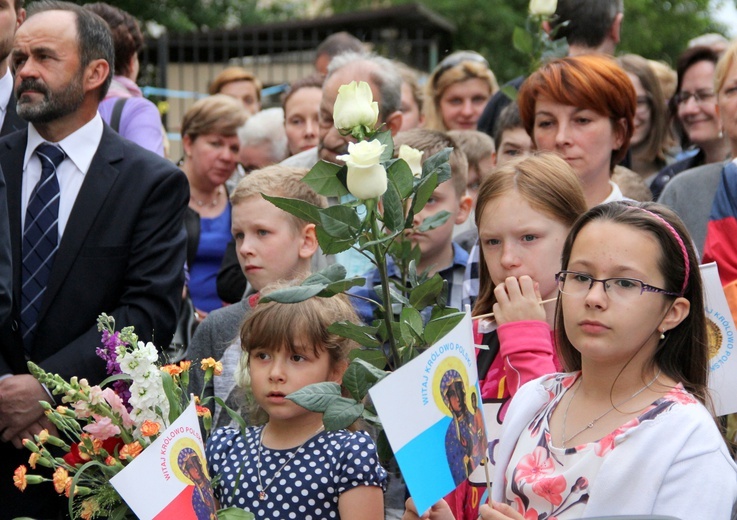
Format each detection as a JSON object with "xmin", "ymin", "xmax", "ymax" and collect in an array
[{"xmin": 348, "ymin": 242, "xmax": 469, "ymax": 324}]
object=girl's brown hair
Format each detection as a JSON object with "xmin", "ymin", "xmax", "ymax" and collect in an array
[{"xmin": 473, "ymin": 153, "xmax": 587, "ymax": 317}]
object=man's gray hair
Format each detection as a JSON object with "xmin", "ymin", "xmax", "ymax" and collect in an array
[
  {"xmin": 238, "ymin": 108, "xmax": 289, "ymax": 162},
  {"xmin": 327, "ymin": 51, "xmax": 402, "ymax": 120}
]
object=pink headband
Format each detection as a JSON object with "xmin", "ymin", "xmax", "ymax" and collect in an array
[{"xmin": 630, "ymin": 206, "xmax": 690, "ymax": 296}]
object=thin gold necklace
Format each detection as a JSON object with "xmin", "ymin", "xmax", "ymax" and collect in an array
[
  {"xmin": 561, "ymin": 369, "xmax": 661, "ymax": 449},
  {"xmin": 256, "ymin": 424, "xmax": 325, "ymax": 500}
]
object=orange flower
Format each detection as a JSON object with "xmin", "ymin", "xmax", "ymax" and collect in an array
[
  {"xmin": 141, "ymin": 420, "xmax": 161, "ymax": 437},
  {"xmin": 13, "ymin": 465, "xmax": 27, "ymax": 492},
  {"xmin": 28, "ymin": 453, "xmax": 40, "ymax": 470},
  {"xmin": 200, "ymin": 358, "xmax": 223, "ymax": 376},
  {"xmin": 53, "ymin": 467, "xmax": 70, "ymax": 494},
  {"xmin": 64, "ymin": 479, "xmax": 75, "ymax": 498},
  {"xmin": 36, "ymin": 429, "xmax": 49, "ymax": 444},
  {"xmin": 80, "ymin": 499, "xmax": 99, "ymax": 520},
  {"xmin": 179, "ymin": 360, "xmax": 191, "ymax": 371},
  {"xmin": 161, "ymin": 364, "xmax": 183, "ymax": 376},
  {"xmin": 105, "ymin": 456, "xmax": 117, "ymax": 466},
  {"xmin": 119, "ymin": 441, "xmax": 143, "ymax": 460},
  {"xmin": 196, "ymin": 405, "xmax": 211, "ymax": 418}
]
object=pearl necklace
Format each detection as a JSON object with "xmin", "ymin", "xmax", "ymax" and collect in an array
[
  {"xmin": 561, "ymin": 369, "xmax": 661, "ymax": 449},
  {"xmin": 256, "ymin": 424, "xmax": 324, "ymax": 500},
  {"xmin": 190, "ymin": 186, "xmax": 223, "ymax": 208}
]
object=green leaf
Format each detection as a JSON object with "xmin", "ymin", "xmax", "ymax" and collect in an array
[
  {"xmin": 99, "ymin": 372, "xmax": 131, "ymax": 388},
  {"xmin": 421, "ymin": 147, "xmax": 452, "ymax": 179},
  {"xmin": 410, "ymin": 172, "xmax": 439, "ymax": 217},
  {"xmin": 381, "ymin": 178, "xmax": 404, "ymax": 233},
  {"xmin": 319, "ymin": 205, "xmax": 362, "ymax": 239},
  {"xmin": 352, "ymin": 357, "xmax": 390, "ymax": 382},
  {"xmin": 360, "ymin": 230, "xmax": 401, "ymax": 250},
  {"xmin": 286, "ymin": 382, "xmax": 342, "ymax": 412},
  {"xmin": 350, "ymin": 347, "xmax": 388, "ymax": 369},
  {"xmin": 302, "ymin": 161, "xmax": 349, "ymax": 198},
  {"xmin": 375, "ymin": 130, "xmax": 395, "ymax": 162},
  {"xmin": 409, "ymin": 274, "xmax": 444, "ymax": 309},
  {"xmin": 303, "ymin": 264, "xmax": 348, "ymax": 285},
  {"xmin": 327, "ymin": 321, "xmax": 381, "ymax": 348},
  {"xmin": 424, "ymin": 311, "xmax": 466, "ymax": 345},
  {"xmin": 376, "ymin": 429, "xmax": 394, "ymax": 462},
  {"xmin": 417, "ymin": 210, "xmax": 450, "ymax": 232},
  {"xmin": 323, "ymin": 397, "xmax": 365, "ymax": 430},
  {"xmin": 218, "ymin": 507, "xmax": 256, "ymax": 520},
  {"xmin": 387, "ymin": 158, "xmax": 415, "ymax": 198},
  {"xmin": 343, "ymin": 360, "xmax": 382, "ymax": 401},
  {"xmin": 316, "ymin": 226, "xmax": 354, "ymax": 254},
  {"xmin": 210, "ymin": 396, "xmax": 247, "ymax": 432},
  {"xmin": 399, "ymin": 307, "xmax": 424, "ymax": 345},
  {"xmin": 320, "ymin": 277, "xmax": 367, "ymax": 296},
  {"xmin": 160, "ymin": 371, "xmax": 182, "ymax": 424},
  {"xmin": 513, "ymin": 26, "xmax": 534, "ymax": 55},
  {"xmin": 261, "ymin": 194, "xmax": 321, "ymax": 225},
  {"xmin": 259, "ymin": 284, "xmax": 326, "ymax": 304}
]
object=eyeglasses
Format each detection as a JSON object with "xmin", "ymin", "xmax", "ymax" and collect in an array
[
  {"xmin": 433, "ymin": 51, "xmax": 489, "ymax": 88},
  {"xmin": 555, "ymin": 270, "xmax": 681, "ymax": 300},
  {"xmin": 675, "ymin": 89, "xmax": 716, "ymax": 106}
]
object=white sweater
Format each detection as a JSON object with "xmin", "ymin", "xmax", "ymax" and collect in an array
[{"xmin": 492, "ymin": 374, "xmax": 737, "ymax": 519}]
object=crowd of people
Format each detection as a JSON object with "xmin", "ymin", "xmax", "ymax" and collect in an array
[{"xmin": 0, "ymin": 0, "xmax": 736, "ymax": 518}]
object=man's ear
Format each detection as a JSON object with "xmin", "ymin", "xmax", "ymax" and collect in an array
[
  {"xmin": 83, "ymin": 58, "xmax": 109, "ymax": 96},
  {"xmin": 16, "ymin": 7, "xmax": 26, "ymax": 27},
  {"xmin": 298, "ymin": 223, "xmax": 319, "ymax": 259},
  {"xmin": 609, "ymin": 12, "xmax": 623, "ymax": 45},
  {"xmin": 384, "ymin": 110, "xmax": 404, "ymax": 136}
]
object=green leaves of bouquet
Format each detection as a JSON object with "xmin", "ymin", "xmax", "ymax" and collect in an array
[{"xmin": 262, "ymin": 80, "xmax": 464, "ymax": 457}]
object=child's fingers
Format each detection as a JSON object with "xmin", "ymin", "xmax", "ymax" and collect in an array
[
  {"xmin": 517, "ymin": 275, "xmax": 538, "ymax": 299},
  {"xmin": 478, "ymin": 501, "xmax": 526, "ymax": 520}
]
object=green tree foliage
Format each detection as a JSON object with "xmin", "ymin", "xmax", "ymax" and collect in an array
[{"xmin": 324, "ymin": 0, "xmax": 728, "ymax": 83}]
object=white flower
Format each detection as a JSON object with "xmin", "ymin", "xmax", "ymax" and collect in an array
[
  {"xmin": 333, "ymin": 81, "xmax": 379, "ymax": 132},
  {"xmin": 117, "ymin": 342, "xmax": 170, "ymax": 426},
  {"xmin": 337, "ymin": 140, "xmax": 388, "ymax": 200},
  {"xmin": 398, "ymin": 145, "xmax": 424, "ymax": 178},
  {"xmin": 529, "ymin": 0, "xmax": 556, "ymax": 16}
]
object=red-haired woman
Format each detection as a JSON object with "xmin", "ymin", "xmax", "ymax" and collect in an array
[{"xmin": 517, "ymin": 55, "xmax": 638, "ymax": 207}]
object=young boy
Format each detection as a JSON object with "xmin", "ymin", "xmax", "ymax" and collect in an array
[
  {"xmin": 349, "ymin": 129, "xmax": 473, "ymax": 323},
  {"xmin": 187, "ymin": 166, "xmax": 326, "ymax": 427},
  {"xmin": 463, "ymin": 104, "xmax": 534, "ymax": 308}
]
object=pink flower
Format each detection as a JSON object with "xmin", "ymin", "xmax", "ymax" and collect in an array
[
  {"xmin": 532, "ymin": 475, "xmax": 567, "ymax": 506},
  {"xmin": 102, "ymin": 388, "xmax": 133, "ymax": 428},
  {"xmin": 512, "ymin": 497, "xmax": 539, "ymax": 520},
  {"xmin": 88, "ymin": 386, "xmax": 104, "ymax": 406},
  {"xmin": 595, "ymin": 418, "xmax": 639, "ymax": 456},
  {"xmin": 83, "ymin": 416, "xmax": 120, "ymax": 440},
  {"xmin": 515, "ymin": 446, "xmax": 554, "ymax": 484}
]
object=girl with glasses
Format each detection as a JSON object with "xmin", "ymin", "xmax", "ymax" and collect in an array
[{"xmin": 478, "ymin": 201, "xmax": 737, "ymax": 520}]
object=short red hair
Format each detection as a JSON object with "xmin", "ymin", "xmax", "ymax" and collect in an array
[{"xmin": 518, "ymin": 55, "xmax": 636, "ymax": 169}]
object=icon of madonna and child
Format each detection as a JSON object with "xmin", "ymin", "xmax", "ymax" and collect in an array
[{"xmin": 438, "ymin": 367, "xmax": 488, "ymax": 485}]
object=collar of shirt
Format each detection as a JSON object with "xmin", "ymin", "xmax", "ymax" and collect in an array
[
  {"xmin": 0, "ymin": 67, "xmax": 12, "ymax": 117},
  {"xmin": 24, "ymin": 112, "xmax": 104, "ymax": 173},
  {"xmin": 603, "ymin": 180, "xmax": 625, "ymax": 203}
]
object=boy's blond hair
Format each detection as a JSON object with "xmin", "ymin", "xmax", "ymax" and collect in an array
[
  {"xmin": 447, "ymin": 130, "xmax": 494, "ymax": 173},
  {"xmin": 230, "ymin": 166, "xmax": 327, "ymax": 230},
  {"xmin": 394, "ymin": 129, "xmax": 468, "ymax": 197}
]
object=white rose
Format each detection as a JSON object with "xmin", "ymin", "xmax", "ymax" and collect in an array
[
  {"xmin": 398, "ymin": 145, "xmax": 424, "ymax": 178},
  {"xmin": 333, "ymin": 81, "xmax": 380, "ymax": 132},
  {"xmin": 529, "ymin": 0, "xmax": 556, "ymax": 16},
  {"xmin": 337, "ymin": 140, "xmax": 388, "ymax": 200}
]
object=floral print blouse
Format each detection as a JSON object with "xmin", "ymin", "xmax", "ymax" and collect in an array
[{"xmin": 503, "ymin": 372, "xmax": 698, "ymax": 520}]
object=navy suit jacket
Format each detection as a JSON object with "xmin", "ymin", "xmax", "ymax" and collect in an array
[
  {"xmin": 0, "ymin": 96, "xmax": 25, "ymax": 137},
  {"xmin": 0, "ymin": 124, "xmax": 188, "ymax": 384}
]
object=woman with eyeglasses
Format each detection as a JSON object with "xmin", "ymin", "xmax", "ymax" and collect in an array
[
  {"xmin": 650, "ymin": 46, "xmax": 730, "ymax": 200},
  {"xmin": 517, "ymin": 55, "xmax": 641, "ymax": 208},
  {"xmin": 423, "ymin": 51, "xmax": 498, "ymax": 131},
  {"xmin": 617, "ymin": 54, "xmax": 677, "ymax": 186},
  {"xmin": 475, "ymin": 201, "xmax": 737, "ymax": 520}
]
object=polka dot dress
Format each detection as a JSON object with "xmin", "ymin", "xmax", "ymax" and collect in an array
[{"xmin": 206, "ymin": 425, "xmax": 387, "ymax": 519}]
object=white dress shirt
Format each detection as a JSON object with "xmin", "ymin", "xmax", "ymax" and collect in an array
[{"xmin": 21, "ymin": 113, "xmax": 104, "ymax": 235}]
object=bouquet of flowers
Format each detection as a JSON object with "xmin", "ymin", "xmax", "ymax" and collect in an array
[
  {"xmin": 262, "ymin": 80, "xmax": 465, "ymax": 459},
  {"xmin": 13, "ymin": 313, "xmax": 249, "ymax": 520}
]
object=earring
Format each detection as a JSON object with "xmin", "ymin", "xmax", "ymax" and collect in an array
[
  {"xmin": 659, "ymin": 329, "xmax": 666, "ymax": 340},
  {"xmin": 719, "ymin": 129, "xmax": 724, "ymax": 139}
]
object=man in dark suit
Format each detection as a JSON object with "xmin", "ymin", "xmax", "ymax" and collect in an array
[{"xmin": 0, "ymin": 1, "xmax": 188, "ymax": 516}]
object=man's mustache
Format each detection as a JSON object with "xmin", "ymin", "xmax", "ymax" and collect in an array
[{"xmin": 15, "ymin": 79, "xmax": 49, "ymax": 99}]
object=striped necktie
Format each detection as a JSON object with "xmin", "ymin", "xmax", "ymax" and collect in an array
[{"xmin": 20, "ymin": 143, "xmax": 66, "ymax": 352}]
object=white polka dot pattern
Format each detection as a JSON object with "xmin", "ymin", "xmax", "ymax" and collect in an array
[{"xmin": 206, "ymin": 426, "xmax": 387, "ymax": 518}]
